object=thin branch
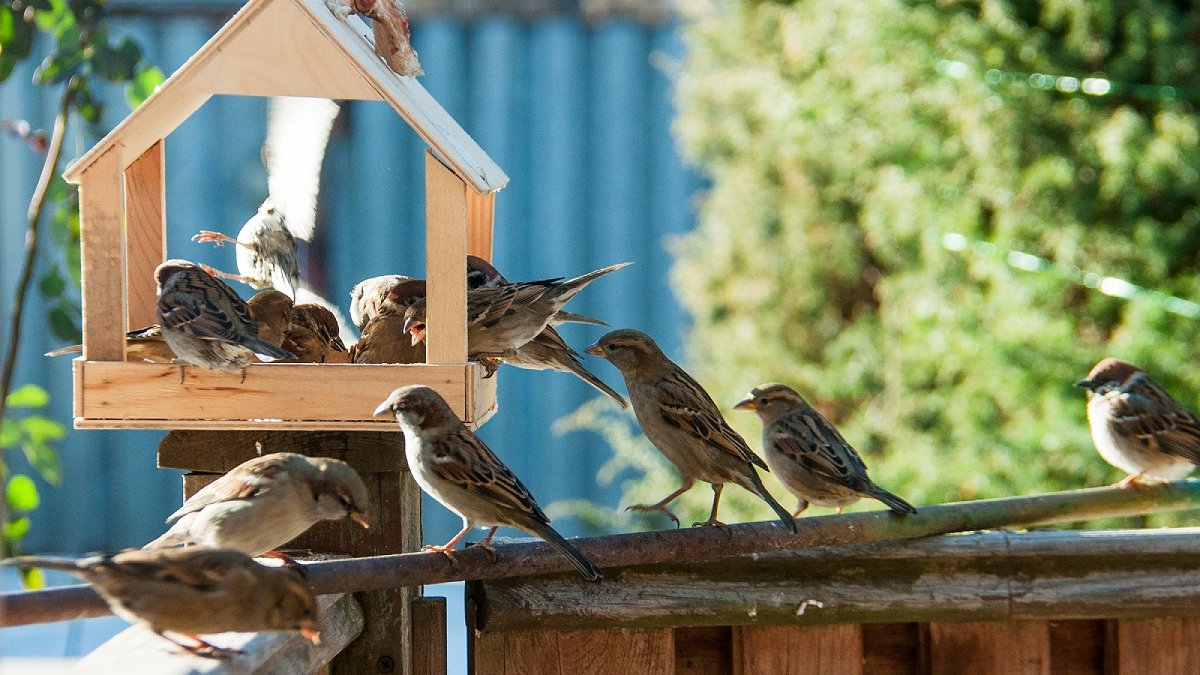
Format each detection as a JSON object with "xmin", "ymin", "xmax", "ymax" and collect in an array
[
  {"xmin": 0, "ymin": 79, "xmax": 75, "ymax": 425},
  {"xmin": 3, "ymin": 481, "xmax": 1200, "ymax": 628}
]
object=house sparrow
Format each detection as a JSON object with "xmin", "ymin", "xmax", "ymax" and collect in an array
[
  {"xmin": 1075, "ymin": 357, "xmax": 1200, "ymax": 486},
  {"xmin": 329, "ymin": 0, "xmax": 423, "ymax": 76},
  {"xmin": 586, "ymin": 330, "xmax": 796, "ymax": 534},
  {"xmin": 284, "ymin": 304, "xmax": 350, "ymax": 363},
  {"xmin": 5, "ymin": 548, "xmax": 319, "ymax": 657},
  {"xmin": 374, "ymin": 385, "xmax": 603, "ymax": 581},
  {"xmin": 145, "ymin": 451, "xmax": 370, "ymax": 556},
  {"xmin": 193, "ymin": 97, "xmax": 340, "ymax": 299},
  {"xmin": 350, "ymin": 274, "xmax": 411, "ymax": 330},
  {"xmin": 466, "ymin": 256, "xmax": 608, "ymax": 327},
  {"xmin": 350, "ymin": 279, "xmax": 428, "ymax": 364},
  {"xmin": 155, "ymin": 260, "xmax": 295, "ymax": 378},
  {"xmin": 245, "ymin": 289, "xmax": 295, "ymax": 348},
  {"xmin": 404, "ymin": 262, "xmax": 632, "ymax": 376},
  {"xmin": 735, "ymin": 383, "xmax": 916, "ymax": 516}
]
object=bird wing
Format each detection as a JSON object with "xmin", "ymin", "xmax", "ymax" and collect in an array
[
  {"xmin": 428, "ymin": 427, "xmax": 549, "ymax": 525},
  {"xmin": 468, "ymin": 281, "xmax": 560, "ymax": 329},
  {"xmin": 768, "ymin": 410, "xmax": 872, "ymax": 489},
  {"xmin": 263, "ymin": 96, "xmax": 339, "ymax": 242},
  {"xmin": 165, "ymin": 456, "xmax": 290, "ymax": 522},
  {"xmin": 1110, "ymin": 373, "xmax": 1200, "ymax": 463},
  {"xmin": 655, "ymin": 370, "xmax": 766, "ymax": 469},
  {"xmin": 108, "ymin": 549, "xmax": 251, "ymax": 592},
  {"xmin": 158, "ymin": 274, "xmax": 258, "ymax": 344}
]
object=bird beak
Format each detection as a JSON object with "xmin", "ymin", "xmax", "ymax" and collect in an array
[
  {"xmin": 584, "ymin": 343, "xmax": 604, "ymax": 357},
  {"xmin": 733, "ymin": 397, "xmax": 756, "ymax": 412},
  {"xmin": 1074, "ymin": 378, "xmax": 1094, "ymax": 390},
  {"xmin": 373, "ymin": 400, "xmax": 393, "ymax": 417},
  {"xmin": 300, "ymin": 627, "xmax": 321, "ymax": 645},
  {"xmin": 350, "ymin": 512, "xmax": 370, "ymax": 529},
  {"xmin": 402, "ymin": 318, "xmax": 426, "ymax": 346}
]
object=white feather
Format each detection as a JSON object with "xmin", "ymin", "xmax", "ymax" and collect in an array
[{"xmin": 263, "ymin": 96, "xmax": 340, "ymax": 242}]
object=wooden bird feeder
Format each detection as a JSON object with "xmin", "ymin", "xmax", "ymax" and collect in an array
[{"xmin": 62, "ymin": 0, "xmax": 507, "ymax": 431}]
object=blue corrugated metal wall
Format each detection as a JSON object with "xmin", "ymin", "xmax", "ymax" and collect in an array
[{"xmin": 0, "ymin": 6, "xmax": 703, "ymax": 552}]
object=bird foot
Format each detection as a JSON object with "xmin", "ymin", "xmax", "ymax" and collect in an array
[
  {"xmin": 466, "ymin": 540, "xmax": 499, "ymax": 563},
  {"xmin": 422, "ymin": 544, "xmax": 458, "ymax": 563},
  {"xmin": 261, "ymin": 551, "xmax": 306, "ymax": 577},
  {"xmin": 626, "ymin": 503, "xmax": 681, "ymax": 528},
  {"xmin": 474, "ymin": 355, "xmax": 503, "ymax": 379},
  {"xmin": 191, "ymin": 230, "xmax": 235, "ymax": 246},
  {"xmin": 1115, "ymin": 472, "xmax": 1147, "ymax": 488},
  {"xmin": 692, "ymin": 518, "xmax": 732, "ymax": 538},
  {"xmin": 177, "ymin": 635, "xmax": 241, "ymax": 659}
]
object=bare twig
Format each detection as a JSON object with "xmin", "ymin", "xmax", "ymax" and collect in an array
[{"xmin": 4, "ymin": 481, "xmax": 1200, "ymax": 628}]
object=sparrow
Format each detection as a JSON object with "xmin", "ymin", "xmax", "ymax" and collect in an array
[
  {"xmin": 5, "ymin": 548, "xmax": 319, "ymax": 657},
  {"xmin": 374, "ymin": 385, "xmax": 603, "ymax": 581},
  {"xmin": 735, "ymin": 383, "xmax": 917, "ymax": 516},
  {"xmin": 463, "ymin": 257, "xmax": 625, "ymax": 407},
  {"xmin": 330, "ymin": 0, "xmax": 423, "ymax": 76},
  {"xmin": 284, "ymin": 304, "xmax": 350, "ymax": 363},
  {"xmin": 1075, "ymin": 357, "xmax": 1200, "ymax": 486},
  {"xmin": 155, "ymin": 260, "xmax": 295, "ymax": 379},
  {"xmin": 586, "ymin": 330, "xmax": 796, "ymax": 534},
  {"xmin": 350, "ymin": 274, "xmax": 411, "ymax": 330},
  {"xmin": 466, "ymin": 256, "xmax": 608, "ymax": 328},
  {"xmin": 145, "ymin": 451, "xmax": 370, "ymax": 556},
  {"xmin": 194, "ymin": 97, "xmax": 340, "ymax": 300},
  {"xmin": 404, "ymin": 262, "xmax": 632, "ymax": 377},
  {"xmin": 350, "ymin": 279, "xmax": 428, "ymax": 364},
  {"xmin": 47, "ymin": 290, "xmax": 296, "ymax": 365}
]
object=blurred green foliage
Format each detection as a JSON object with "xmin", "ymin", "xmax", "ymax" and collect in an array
[{"xmin": 567, "ymin": 0, "xmax": 1200, "ymax": 530}]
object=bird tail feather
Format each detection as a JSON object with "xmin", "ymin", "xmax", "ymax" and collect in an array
[
  {"xmin": 553, "ymin": 262, "xmax": 633, "ymax": 305},
  {"xmin": 746, "ymin": 469, "xmax": 798, "ymax": 533},
  {"xmin": 532, "ymin": 524, "xmax": 603, "ymax": 582},
  {"xmin": 866, "ymin": 485, "xmax": 917, "ymax": 515}
]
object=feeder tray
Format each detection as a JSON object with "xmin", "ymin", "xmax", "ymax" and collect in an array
[{"xmin": 62, "ymin": 0, "xmax": 508, "ymax": 431}]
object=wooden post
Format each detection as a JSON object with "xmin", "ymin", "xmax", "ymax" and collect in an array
[
  {"xmin": 123, "ymin": 140, "xmax": 166, "ymax": 330},
  {"xmin": 424, "ymin": 150, "xmax": 468, "ymax": 364},
  {"xmin": 466, "ymin": 189, "xmax": 495, "ymax": 261},
  {"xmin": 78, "ymin": 147, "xmax": 126, "ymax": 361},
  {"xmin": 159, "ymin": 430, "xmax": 444, "ymax": 675}
]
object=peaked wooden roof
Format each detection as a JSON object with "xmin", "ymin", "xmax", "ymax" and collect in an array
[{"xmin": 62, "ymin": 0, "xmax": 507, "ymax": 193}]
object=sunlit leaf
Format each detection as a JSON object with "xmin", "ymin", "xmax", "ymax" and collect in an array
[
  {"xmin": 125, "ymin": 65, "xmax": 163, "ymax": 109},
  {"xmin": 4, "ymin": 516, "xmax": 31, "ymax": 541},
  {"xmin": 0, "ymin": 419, "xmax": 20, "ymax": 448},
  {"xmin": 23, "ymin": 439, "xmax": 63, "ymax": 485},
  {"xmin": 19, "ymin": 415, "xmax": 66, "ymax": 444},
  {"xmin": 6, "ymin": 474, "xmax": 40, "ymax": 511},
  {"xmin": 20, "ymin": 566, "xmax": 45, "ymax": 590},
  {"xmin": 7, "ymin": 384, "xmax": 49, "ymax": 409},
  {"xmin": 34, "ymin": 47, "xmax": 82, "ymax": 84}
]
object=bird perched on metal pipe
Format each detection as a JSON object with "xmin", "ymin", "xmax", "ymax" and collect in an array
[
  {"xmin": 1075, "ymin": 357, "xmax": 1200, "ymax": 487},
  {"xmin": 403, "ymin": 261, "xmax": 632, "ymax": 377},
  {"xmin": 145, "ymin": 450, "xmax": 370, "ymax": 556},
  {"xmin": 735, "ymin": 383, "xmax": 916, "ymax": 516},
  {"xmin": 4, "ymin": 548, "xmax": 319, "ymax": 657},
  {"xmin": 586, "ymin": 329, "xmax": 796, "ymax": 534},
  {"xmin": 155, "ymin": 260, "xmax": 295, "ymax": 380},
  {"xmin": 374, "ymin": 385, "xmax": 603, "ymax": 581}
]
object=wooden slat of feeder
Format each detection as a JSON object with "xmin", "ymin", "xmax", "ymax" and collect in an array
[
  {"xmin": 79, "ymin": 147, "xmax": 126, "ymax": 362},
  {"xmin": 72, "ymin": 361, "xmax": 496, "ymax": 430},
  {"xmin": 123, "ymin": 141, "xmax": 166, "ymax": 330},
  {"xmin": 733, "ymin": 625, "xmax": 864, "ymax": 675},
  {"xmin": 424, "ymin": 150, "xmax": 468, "ymax": 364},
  {"xmin": 467, "ymin": 189, "xmax": 495, "ymax": 260}
]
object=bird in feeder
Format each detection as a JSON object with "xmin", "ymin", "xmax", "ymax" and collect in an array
[
  {"xmin": 402, "ymin": 261, "xmax": 632, "ymax": 377},
  {"xmin": 145, "ymin": 451, "xmax": 370, "ymax": 557},
  {"xmin": 1075, "ymin": 357, "xmax": 1200, "ymax": 486},
  {"xmin": 351, "ymin": 278, "xmax": 428, "ymax": 364},
  {"xmin": 282, "ymin": 303, "xmax": 351, "ymax": 363},
  {"xmin": 586, "ymin": 329, "xmax": 798, "ymax": 534},
  {"xmin": 735, "ymin": 383, "xmax": 917, "ymax": 516},
  {"xmin": 375, "ymin": 385, "xmax": 603, "ymax": 581},
  {"xmin": 155, "ymin": 259, "xmax": 296, "ymax": 381},
  {"xmin": 4, "ymin": 548, "xmax": 320, "ymax": 657}
]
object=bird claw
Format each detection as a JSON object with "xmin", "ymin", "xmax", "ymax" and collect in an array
[
  {"xmin": 474, "ymin": 356, "xmax": 502, "ymax": 379},
  {"xmin": 467, "ymin": 540, "xmax": 499, "ymax": 563},
  {"xmin": 191, "ymin": 230, "xmax": 230, "ymax": 246},
  {"xmin": 692, "ymin": 518, "xmax": 733, "ymax": 538},
  {"xmin": 261, "ymin": 551, "xmax": 306, "ymax": 578},
  {"xmin": 1115, "ymin": 472, "xmax": 1147, "ymax": 488},
  {"xmin": 422, "ymin": 544, "xmax": 457, "ymax": 563},
  {"xmin": 625, "ymin": 503, "xmax": 681, "ymax": 529}
]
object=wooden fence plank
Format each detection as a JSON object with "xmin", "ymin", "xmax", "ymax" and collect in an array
[
  {"xmin": 412, "ymin": 597, "xmax": 447, "ymax": 675},
  {"xmin": 927, "ymin": 621, "xmax": 1049, "ymax": 675},
  {"xmin": 1048, "ymin": 620, "xmax": 1106, "ymax": 675},
  {"xmin": 862, "ymin": 623, "xmax": 920, "ymax": 675},
  {"xmin": 1114, "ymin": 618, "xmax": 1200, "ymax": 674},
  {"xmin": 675, "ymin": 626, "xmax": 730, "ymax": 675},
  {"xmin": 735, "ymin": 625, "xmax": 862, "ymax": 675},
  {"xmin": 557, "ymin": 629, "xmax": 673, "ymax": 675}
]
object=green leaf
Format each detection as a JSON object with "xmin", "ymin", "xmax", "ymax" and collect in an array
[
  {"xmin": 6, "ymin": 474, "xmax": 40, "ymax": 511},
  {"xmin": 0, "ymin": 7, "xmax": 35, "ymax": 61},
  {"xmin": 23, "ymin": 440, "xmax": 62, "ymax": 485},
  {"xmin": 20, "ymin": 566, "xmax": 45, "ymax": 590},
  {"xmin": 125, "ymin": 65, "xmax": 163, "ymax": 109},
  {"xmin": 48, "ymin": 301, "xmax": 81, "ymax": 343},
  {"xmin": 25, "ymin": 1, "xmax": 54, "ymax": 10},
  {"xmin": 39, "ymin": 269, "xmax": 66, "ymax": 299},
  {"xmin": 91, "ymin": 37, "xmax": 140, "ymax": 81},
  {"xmin": 34, "ymin": 47, "xmax": 82, "ymax": 84},
  {"xmin": 4, "ymin": 515, "xmax": 31, "ymax": 542},
  {"xmin": 19, "ymin": 415, "xmax": 66, "ymax": 444},
  {"xmin": 0, "ymin": 419, "xmax": 20, "ymax": 449},
  {"xmin": 7, "ymin": 384, "xmax": 49, "ymax": 409},
  {"xmin": 0, "ymin": 53, "xmax": 16, "ymax": 83}
]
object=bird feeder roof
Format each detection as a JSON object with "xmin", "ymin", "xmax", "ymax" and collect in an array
[{"xmin": 61, "ymin": 0, "xmax": 508, "ymax": 193}]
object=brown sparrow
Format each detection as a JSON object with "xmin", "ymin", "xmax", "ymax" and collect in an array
[
  {"xmin": 350, "ymin": 274, "xmax": 412, "ymax": 330},
  {"xmin": 586, "ymin": 330, "xmax": 796, "ymax": 534},
  {"xmin": 374, "ymin": 385, "xmax": 602, "ymax": 580},
  {"xmin": 351, "ymin": 279, "xmax": 428, "ymax": 364},
  {"xmin": 330, "ymin": 0, "xmax": 423, "ymax": 76},
  {"xmin": 284, "ymin": 303, "xmax": 349, "ymax": 363},
  {"xmin": 1076, "ymin": 357, "xmax": 1200, "ymax": 486},
  {"xmin": 404, "ymin": 262, "xmax": 632, "ymax": 376},
  {"xmin": 155, "ymin": 260, "xmax": 295, "ymax": 377},
  {"xmin": 245, "ymin": 289, "xmax": 295, "ymax": 348},
  {"xmin": 44, "ymin": 324, "xmax": 175, "ymax": 363},
  {"xmin": 146, "ymin": 451, "xmax": 370, "ymax": 556},
  {"xmin": 735, "ymin": 383, "xmax": 916, "ymax": 516},
  {"xmin": 6, "ymin": 548, "xmax": 319, "ymax": 657}
]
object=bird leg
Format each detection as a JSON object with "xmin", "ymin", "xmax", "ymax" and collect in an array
[
  {"xmin": 835, "ymin": 506, "xmax": 844, "ymax": 515},
  {"xmin": 472, "ymin": 354, "xmax": 504, "ymax": 379},
  {"xmin": 423, "ymin": 520, "xmax": 474, "ymax": 562},
  {"xmin": 792, "ymin": 499, "xmax": 810, "ymax": 518},
  {"xmin": 198, "ymin": 262, "xmax": 268, "ymax": 288},
  {"xmin": 692, "ymin": 484, "xmax": 732, "ymax": 537},
  {"xmin": 467, "ymin": 526, "xmax": 500, "ymax": 563},
  {"xmin": 162, "ymin": 632, "xmax": 241, "ymax": 658},
  {"xmin": 626, "ymin": 484, "xmax": 691, "ymax": 528},
  {"xmin": 1115, "ymin": 471, "xmax": 1147, "ymax": 488},
  {"xmin": 261, "ymin": 550, "xmax": 306, "ymax": 577},
  {"xmin": 192, "ymin": 231, "xmax": 255, "ymax": 251}
]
